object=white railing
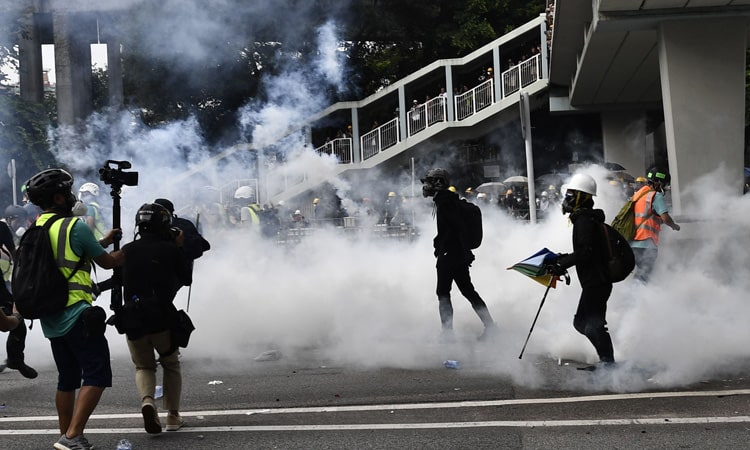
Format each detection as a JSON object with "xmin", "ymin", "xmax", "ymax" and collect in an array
[
  {"xmin": 426, "ymin": 96, "xmax": 448, "ymax": 126},
  {"xmin": 315, "ymin": 137, "xmax": 353, "ymax": 164},
  {"xmin": 408, "ymin": 103, "xmax": 427, "ymax": 136},
  {"xmin": 361, "ymin": 117, "xmax": 400, "ymax": 161},
  {"xmin": 455, "ymin": 79, "xmax": 494, "ymax": 121},
  {"xmin": 502, "ymin": 54, "xmax": 542, "ymax": 98}
]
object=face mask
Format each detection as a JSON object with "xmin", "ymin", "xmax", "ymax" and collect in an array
[
  {"xmin": 72, "ymin": 200, "xmax": 88, "ymax": 216},
  {"xmin": 561, "ymin": 191, "xmax": 576, "ymax": 214}
]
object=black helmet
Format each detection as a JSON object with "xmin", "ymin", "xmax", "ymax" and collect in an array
[
  {"xmin": 136, "ymin": 203, "xmax": 172, "ymax": 232},
  {"xmin": 153, "ymin": 198, "xmax": 175, "ymax": 214},
  {"xmin": 421, "ymin": 168, "xmax": 451, "ymax": 197},
  {"xmin": 4, "ymin": 204, "xmax": 27, "ymax": 220},
  {"xmin": 25, "ymin": 168, "xmax": 74, "ymax": 206},
  {"xmin": 646, "ymin": 166, "xmax": 671, "ymax": 186}
]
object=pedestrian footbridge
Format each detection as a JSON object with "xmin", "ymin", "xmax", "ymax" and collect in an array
[{"xmin": 178, "ymin": 14, "xmax": 551, "ymax": 205}]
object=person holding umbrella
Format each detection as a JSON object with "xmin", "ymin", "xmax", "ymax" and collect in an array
[{"xmin": 545, "ymin": 173, "xmax": 615, "ymax": 369}]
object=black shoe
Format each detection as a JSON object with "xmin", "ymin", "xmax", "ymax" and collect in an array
[{"xmin": 6, "ymin": 361, "xmax": 38, "ymax": 379}]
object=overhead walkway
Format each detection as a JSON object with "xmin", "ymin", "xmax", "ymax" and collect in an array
[{"xmin": 173, "ymin": 14, "xmax": 551, "ymax": 205}]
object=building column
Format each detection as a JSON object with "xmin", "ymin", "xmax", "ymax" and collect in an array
[
  {"xmin": 601, "ymin": 110, "xmax": 647, "ymax": 178},
  {"xmin": 53, "ymin": 12, "xmax": 94, "ymax": 126},
  {"xmin": 18, "ymin": 12, "xmax": 44, "ymax": 103},
  {"xmin": 658, "ymin": 18, "xmax": 746, "ymax": 215}
]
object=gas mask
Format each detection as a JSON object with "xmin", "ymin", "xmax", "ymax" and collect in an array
[
  {"xmin": 561, "ymin": 190, "xmax": 584, "ymax": 214},
  {"xmin": 421, "ymin": 176, "xmax": 448, "ymax": 198}
]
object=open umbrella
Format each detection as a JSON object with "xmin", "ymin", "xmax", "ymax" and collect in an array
[
  {"xmin": 604, "ymin": 162, "xmax": 627, "ymax": 171},
  {"xmin": 504, "ymin": 175, "xmax": 528, "ymax": 184},
  {"xmin": 475, "ymin": 181, "xmax": 508, "ymax": 195}
]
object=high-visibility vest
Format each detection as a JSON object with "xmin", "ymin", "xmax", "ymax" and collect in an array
[
  {"xmin": 88, "ymin": 202, "xmax": 107, "ymax": 241},
  {"xmin": 632, "ymin": 186, "xmax": 662, "ymax": 245},
  {"xmin": 37, "ymin": 213, "xmax": 94, "ymax": 307},
  {"xmin": 241, "ymin": 204, "xmax": 261, "ymax": 225}
]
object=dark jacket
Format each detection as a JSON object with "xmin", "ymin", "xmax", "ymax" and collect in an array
[
  {"xmin": 121, "ymin": 233, "xmax": 192, "ymax": 338},
  {"xmin": 173, "ymin": 216, "xmax": 210, "ymax": 261},
  {"xmin": 557, "ymin": 208, "xmax": 610, "ymax": 288},
  {"xmin": 433, "ymin": 190, "xmax": 473, "ymax": 264}
]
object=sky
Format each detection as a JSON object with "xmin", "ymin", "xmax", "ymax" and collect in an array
[
  {"xmin": 1, "ymin": 44, "xmax": 108, "ymax": 86},
  {"xmin": 4, "ymin": 0, "xmax": 750, "ymax": 394}
]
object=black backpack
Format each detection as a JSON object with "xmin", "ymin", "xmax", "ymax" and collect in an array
[
  {"xmin": 458, "ymin": 198, "xmax": 483, "ymax": 249},
  {"xmin": 12, "ymin": 215, "xmax": 84, "ymax": 319},
  {"xmin": 601, "ymin": 223, "xmax": 635, "ymax": 283}
]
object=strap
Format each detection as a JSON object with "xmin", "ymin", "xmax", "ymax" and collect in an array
[
  {"xmin": 631, "ymin": 187, "xmax": 653, "ymax": 203},
  {"xmin": 42, "ymin": 215, "xmax": 86, "ymax": 281}
]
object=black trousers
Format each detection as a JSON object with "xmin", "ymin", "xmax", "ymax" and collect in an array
[
  {"xmin": 0, "ymin": 284, "xmax": 26, "ymax": 365},
  {"xmin": 573, "ymin": 283, "xmax": 614, "ymax": 362},
  {"xmin": 435, "ymin": 255, "xmax": 493, "ymax": 329}
]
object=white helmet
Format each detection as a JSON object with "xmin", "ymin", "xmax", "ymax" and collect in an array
[
  {"xmin": 234, "ymin": 185, "xmax": 254, "ymax": 199},
  {"xmin": 565, "ymin": 173, "xmax": 597, "ymax": 196},
  {"xmin": 78, "ymin": 182, "xmax": 100, "ymax": 199}
]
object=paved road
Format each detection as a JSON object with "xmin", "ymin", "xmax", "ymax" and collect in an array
[{"xmin": 2, "ymin": 341, "xmax": 750, "ymax": 450}]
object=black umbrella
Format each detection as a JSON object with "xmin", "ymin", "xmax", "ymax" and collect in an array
[{"xmin": 604, "ymin": 162, "xmax": 627, "ymax": 171}]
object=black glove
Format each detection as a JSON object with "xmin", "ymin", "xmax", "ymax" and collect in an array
[{"xmin": 545, "ymin": 263, "xmax": 566, "ymax": 276}]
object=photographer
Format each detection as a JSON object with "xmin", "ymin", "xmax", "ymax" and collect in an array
[{"xmin": 120, "ymin": 203, "xmax": 192, "ymax": 434}]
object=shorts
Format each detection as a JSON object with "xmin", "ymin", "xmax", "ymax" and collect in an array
[{"xmin": 49, "ymin": 315, "xmax": 112, "ymax": 391}]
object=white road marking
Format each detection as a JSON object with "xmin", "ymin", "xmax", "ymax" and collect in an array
[{"xmin": 1, "ymin": 388, "xmax": 748, "ymax": 435}]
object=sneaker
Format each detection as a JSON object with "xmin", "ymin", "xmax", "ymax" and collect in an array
[
  {"xmin": 166, "ymin": 413, "xmax": 185, "ymax": 431},
  {"xmin": 53, "ymin": 433, "xmax": 93, "ymax": 450},
  {"xmin": 141, "ymin": 399, "xmax": 162, "ymax": 434},
  {"xmin": 6, "ymin": 360, "xmax": 38, "ymax": 379}
]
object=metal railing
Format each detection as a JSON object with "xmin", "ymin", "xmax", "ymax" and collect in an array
[
  {"xmin": 502, "ymin": 54, "xmax": 542, "ymax": 98},
  {"xmin": 315, "ymin": 137, "xmax": 353, "ymax": 164},
  {"xmin": 455, "ymin": 79, "xmax": 494, "ymax": 121},
  {"xmin": 361, "ymin": 117, "xmax": 399, "ymax": 161}
]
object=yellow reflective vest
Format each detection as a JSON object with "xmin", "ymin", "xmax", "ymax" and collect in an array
[{"xmin": 37, "ymin": 213, "xmax": 94, "ymax": 307}]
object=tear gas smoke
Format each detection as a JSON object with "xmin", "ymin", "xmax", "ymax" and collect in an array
[{"xmin": 11, "ymin": 3, "xmax": 750, "ymax": 394}]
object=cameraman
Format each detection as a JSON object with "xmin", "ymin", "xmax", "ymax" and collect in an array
[{"xmin": 120, "ymin": 203, "xmax": 192, "ymax": 434}]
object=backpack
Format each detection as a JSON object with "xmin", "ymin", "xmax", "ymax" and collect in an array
[
  {"xmin": 610, "ymin": 188, "xmax": 652, "ymax": 241},
  {"xmin": 601, "ymin": 223, "xmax": 635, "ymax": 283},
  {"xmin": 458, "ymin": 198, "xmax": 483, "ymax": 249},
  {"xmin": 11, "ymin": 215, "xmax": 84, "ymax": 319}
]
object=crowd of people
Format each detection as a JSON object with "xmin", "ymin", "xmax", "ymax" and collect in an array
[{"xmin": 1, "ymin": 169, "xmax": 209, "ymax": 450}]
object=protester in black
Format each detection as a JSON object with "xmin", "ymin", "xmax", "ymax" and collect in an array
[
  {"xmin": 422, "ymin": 168, "xmax": 497, "ymax": 342},
  {"xmin": 0, "ymin": 219, "xmax": 37, "ymax": 378},
  {"xmin": 121, "ymin": 203, "xmax": 192, "ymax": 434},
  {"xmin": 153, "ymin": 198, "xmax": 210, "ymax": 262},
  {"xmin": 547, "ymin": 173, "xmax": 615, "ymax": 367}
]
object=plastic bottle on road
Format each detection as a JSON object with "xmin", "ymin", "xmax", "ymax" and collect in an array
[
  {"xmin": 116, "ymin": 438, "xmax": 132, "ymax": 450},
  {"xmin": 155, "ymin": 385, "xmax": 163, "ymax": 399},
  {"xmin": 443, "ymin": 360, "xmax": 460, "ymax": 369}
]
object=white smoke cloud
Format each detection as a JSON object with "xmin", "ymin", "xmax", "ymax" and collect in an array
[{"xmin": 14, "ymin": 2, "xmax": 750, "ymax": 396}]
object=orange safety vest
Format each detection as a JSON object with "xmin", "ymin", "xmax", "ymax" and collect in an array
[{"xmin": 632, "ymin": 186, "xmax": 662, "ymax": 245}]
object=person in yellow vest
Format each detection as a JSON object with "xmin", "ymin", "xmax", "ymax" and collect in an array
[
  {"xmin": 234, "ymin": 186, "xmax": 261, "ymax": 229},
  {"xmin": 630, "ymin": 166, "xmax": 681, "ymax": 282},
  {"xmin": 78, "ymin": 182, "xmax": 108, "ymax": 241},
  {"xmin": 25, "ymin": 168, "xmax": 123, "ymax": 450}
]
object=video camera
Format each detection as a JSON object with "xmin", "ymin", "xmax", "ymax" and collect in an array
[{"xmin": 99, "ymin": 160, "xmax": 138, "ymax": 188}]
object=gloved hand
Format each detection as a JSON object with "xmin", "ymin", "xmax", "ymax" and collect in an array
[{"xmin": 545, "ymin": 263, "xmax": 566, "ymax": 276}]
